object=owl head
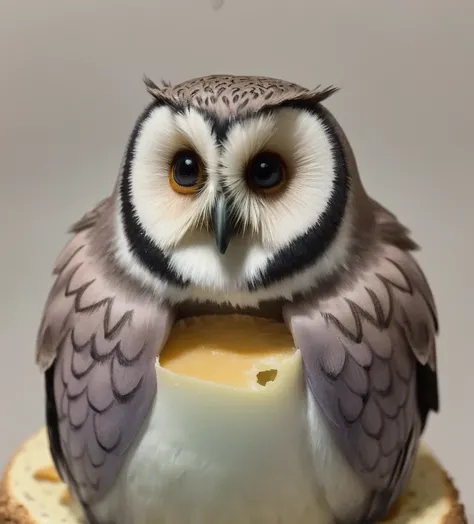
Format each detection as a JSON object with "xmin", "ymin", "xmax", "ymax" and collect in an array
[{"xmin": 113, "ymin": 75, "xmax": 375, "ymax": 307}]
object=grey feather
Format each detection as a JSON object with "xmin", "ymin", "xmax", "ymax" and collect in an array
[
  {"xmin": 283, "ymin": 242, "xmax": 438, "ymax": 520},
  {"xmin": 36, "ymin": 201, "xmax": 174, "ymax": 504},
  {"xmin": 144, "ymin": 73, "xmax": 338, "ymax": 116}
]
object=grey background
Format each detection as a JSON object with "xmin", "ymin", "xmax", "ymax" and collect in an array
[{"xmin": 1, "ymin": 0, "xmax": 473, "ymax": 520}]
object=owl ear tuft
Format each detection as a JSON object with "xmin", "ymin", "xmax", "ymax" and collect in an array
[
  {"xmin": 286, "ymin": 85, "xmax": 340, "ymax": 107},
  {"xmin": 305, "ymin": 85, "xmax": 340, "ymax": 104},
  {"xmin": 143, "ymin": 75, "xmax": 175, "ymax": 103},
  {"xmin": 263, "ymin": 85, "xmax": 340, "ymax": 112}
]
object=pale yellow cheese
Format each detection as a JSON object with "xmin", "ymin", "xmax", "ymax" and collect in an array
[{"xmin": 158, "ymin": 315, "xmax": 296, "ymax": 389}]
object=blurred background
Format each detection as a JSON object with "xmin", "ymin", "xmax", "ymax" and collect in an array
[{"xmin": 0, "ymin": 0, "xmax": 473, "ymax": 519}]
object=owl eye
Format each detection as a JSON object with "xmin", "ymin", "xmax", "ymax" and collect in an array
[
  {"xmin": 246, "ymin": 152, "xmax": 287, "ymax": 193},
  {"xmin": 169, "ymin": 150, "xmax": 204, "ymax": 194}
]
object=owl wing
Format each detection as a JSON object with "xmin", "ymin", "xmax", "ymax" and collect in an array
[
  {"xmin": 36, "ymin": 200, "xmax": 174, "ymax": 507},
  {"xmin": 283, "ymin": 243, "xmax": 438, "ymax": 521}
]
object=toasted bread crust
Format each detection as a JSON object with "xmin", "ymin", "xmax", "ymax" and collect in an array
[
  {"xmin": 0, "ymin": 428, "xmax": 467, "ymax": 524},
  {"xmin": 0, "ymin": 432, "xmax": 37, "ymax": 524},
  {"xmin": 443, "ymin": 479, "xmax": 467, "ymax": 524}
]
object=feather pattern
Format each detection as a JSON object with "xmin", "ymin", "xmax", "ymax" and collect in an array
[
  {"xmin": 144, "ymin": 74, "xmax": 338, "ymax": 118},
  {"xmin": 36, "ymin": 199, "xmax": 174, "ymax": 505},
  {"xmin": 283, "ymin": 238, "xmax": 438, "ymax": 521}
]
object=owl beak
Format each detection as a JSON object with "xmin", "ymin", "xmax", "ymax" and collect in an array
[{"xmin": 212, "ymin": 193, "xmax": 233, "ymax": 255}]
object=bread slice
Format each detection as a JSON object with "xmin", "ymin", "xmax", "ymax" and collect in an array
[{"xmin": 0, "ymin": 427, "xmax": 466, "ymax": 523}]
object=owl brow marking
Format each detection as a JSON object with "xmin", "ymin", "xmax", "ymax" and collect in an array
[{"xmin": 210, "ymin": 118, "xmax": 231, "ymax": 145}]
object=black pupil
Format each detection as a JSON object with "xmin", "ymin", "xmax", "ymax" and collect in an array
[
  {"xmin": 248, "ymin": 153, "xmax": 282, "ymax": 189},
  {"xmin": 174, "ymin": 152, "xmax": 200, "ymax": 187}
]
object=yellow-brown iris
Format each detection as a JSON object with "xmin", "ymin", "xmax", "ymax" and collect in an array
[{"xmin": 169, "ymin": 149, "xmax": 204, "ymax": 194}]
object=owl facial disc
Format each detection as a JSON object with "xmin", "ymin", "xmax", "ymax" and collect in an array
[{"xmin": 115, "ymin": 75, "xmax": 361, "ymax": 306}]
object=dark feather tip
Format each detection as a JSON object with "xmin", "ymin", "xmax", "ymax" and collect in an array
[
  {"xmin": 310, "ymin": 85, "xmax": 340, "ymax": 104},
  {"xmin": 143, "ymin": 74, "xmax": 160, "ymax": 93}
]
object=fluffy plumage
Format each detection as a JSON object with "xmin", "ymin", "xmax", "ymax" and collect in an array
[
  {"xmin": 36, "ymin": 74, "xmax": 439, "ymax": 524},
  {"xmin": 115, "ymin": 82, "xmax": 355, "ymax": 303},
  {"xmin": 36, "ymin": 223, "xmax": 174, "ymax": 510},
  {"xmin": 284, "ymin": 242, "xmax": 438, "ymax": 521}
]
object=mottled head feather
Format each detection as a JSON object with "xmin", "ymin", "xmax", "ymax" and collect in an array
[{"xmin": 143, "ymin": 74, "xmax": 339, "ymax": 117}]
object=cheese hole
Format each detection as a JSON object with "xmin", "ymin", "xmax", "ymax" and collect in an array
[{"xmin": 256, "ymin": 369, "xmax": 278, "ymax": 386}]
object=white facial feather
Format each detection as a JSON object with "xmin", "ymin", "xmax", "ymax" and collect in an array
[
  {"xmin": 166, "ymin": 203, "xmax": 354, "ymax": 307},
  {"xmin": 221, "ymin": 108, "xmax": 336, "ymax": 249},
  {"xmin": 130, "ymin": 105, "xmax": 219, "ymax": 249},
  {"xmin": 116, "ymin": 105, "xmax": 352, "ymax": 305},
  {"xmin": 220, "ymin": 114, "xmax": 278, "ymax": 233}
]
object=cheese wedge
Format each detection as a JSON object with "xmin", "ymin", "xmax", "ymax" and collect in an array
[{"xmin": 159, "ymin": 315, "xmax": 296, "ymax": 390}]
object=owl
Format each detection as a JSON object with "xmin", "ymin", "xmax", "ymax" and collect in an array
[{"xmin": 35, "ymin": 74, "xmax": 439, "ymax": 524}]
